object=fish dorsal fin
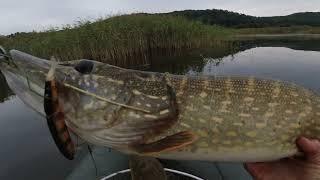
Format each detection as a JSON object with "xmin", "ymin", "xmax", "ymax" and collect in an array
[{"xmin": 130, "ymin": 131, "xmax": 197, "ymax": 155}]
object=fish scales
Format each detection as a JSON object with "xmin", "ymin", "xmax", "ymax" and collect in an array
[{"xmin": 155, "ymin": 75, "xmax": 319, "ymax": 161}]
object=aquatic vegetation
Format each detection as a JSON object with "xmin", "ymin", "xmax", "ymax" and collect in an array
[{"xmin": 0, "ymin": 14, "xmax": 234, "ymax": 67}]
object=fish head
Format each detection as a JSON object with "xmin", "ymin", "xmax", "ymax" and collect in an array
[
  {"xmin": 0, "ymin": 50, "xmax": 53, "ymax": 115},
  {"xmin": 0, "ymin": 50, "xmax": 104, "ymax": 115},
  {"xmin": 51, "ymin": 59, "xmax": 181, "ymax": 152},
  {"xmin": 1, "ymin": 50, "xmax": 180, "ymax": 153},
  {"xmin": 1, "ymin": 49, "xmax": 130, "ymax": 115}
]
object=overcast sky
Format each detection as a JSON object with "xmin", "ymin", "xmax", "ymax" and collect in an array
[{"xmin": 1, "ymin": 0, "xmax": 319, "ymax": 35}]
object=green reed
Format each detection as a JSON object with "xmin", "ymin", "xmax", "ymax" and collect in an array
[{"xmin": 0, "ymin": 14, "xmax": 234, "ymax": 67}]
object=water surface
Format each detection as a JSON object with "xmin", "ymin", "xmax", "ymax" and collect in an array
[{"xmin": 149, "ymin": 39, "xmax": 320, "ymax": 92}]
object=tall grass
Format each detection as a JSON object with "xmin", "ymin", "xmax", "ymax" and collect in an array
[{"xmin": 0, "ymin": 14, "xmax": 234, "ymax": 67}]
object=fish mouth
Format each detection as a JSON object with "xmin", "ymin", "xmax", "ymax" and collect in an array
[
  {"xmin": 0, "ymin": 50, "xmax": 52, "ymax": 92},
  {"xmin": 0, "ymin": 46, "xmax": 7, "ymax": 61},
  {"xmin": 9, "ymin": 50, "xmax": 51, "ymax": 72},
  {"xmin": 0, "ymin": 49, "xmax": 51, "ymax": 79},
  {"xmin": 0, "ymin": 50, "xmax": 55, "ymax": 115}
]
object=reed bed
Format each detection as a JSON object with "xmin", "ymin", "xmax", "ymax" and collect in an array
[{"xmin": 0, "ymin": 14, "xmax": 234, "ymax": 67}]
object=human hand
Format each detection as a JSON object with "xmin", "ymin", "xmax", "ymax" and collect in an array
[{"xmin": 244, "ymin": 137, "xmax": 320, "ymax": 180}]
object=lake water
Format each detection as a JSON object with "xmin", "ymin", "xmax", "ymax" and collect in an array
[{"xmin": 1, "ymin": 37, "xmax": 320, "ymax": 179}]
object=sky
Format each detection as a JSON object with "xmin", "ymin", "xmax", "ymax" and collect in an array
[{"xmin": 0, "ymin": 0, "xmax": 319, "ymax": 35}]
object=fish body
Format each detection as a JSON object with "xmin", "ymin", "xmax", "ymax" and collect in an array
[
  {"xmin": 157, "ymin": 75, "xmax": 320, "ymax": 162},
  {"xmin": 2, "ymin": 50, "xmax": 320, "ymax": 162}
]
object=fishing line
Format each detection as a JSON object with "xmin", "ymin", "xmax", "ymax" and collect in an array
[
  {"xmin": 214, "ymin": 163, "xmax": 224, "ymax": 180},
  {"xmin": 88, "ymin": 145, "xmax": 99, "ymax": 177},
  {"xmin": 23, "ymin": 66, "xmax": 44, "ymax": 97}
]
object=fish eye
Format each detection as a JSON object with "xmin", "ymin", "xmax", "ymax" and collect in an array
[{"xmin": 74, "ymin": 60, "xmax": 94, "ymax": 74}]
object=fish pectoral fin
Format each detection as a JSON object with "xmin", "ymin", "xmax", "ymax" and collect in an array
[{"xmin": 130, "ymin": 131, "xmax": 197, "ymax": 155}]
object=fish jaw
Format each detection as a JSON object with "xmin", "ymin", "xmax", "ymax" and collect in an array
[
  {"xmin": 0, "ymin": 50, "xmax": 81, "ymax": 116},
  {"xmin": 10, "ymin": 50, "xmax": 51, "ymax": 75},
  {"xmin": 0, "ymin": 51, "xmax": 50, "ymax": 115}
]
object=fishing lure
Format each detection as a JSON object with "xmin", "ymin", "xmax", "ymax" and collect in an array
[{"xmin": 44, "ymin": 58, "xmax": 75, "ymax": 160}]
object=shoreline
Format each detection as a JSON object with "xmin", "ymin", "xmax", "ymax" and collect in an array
[{"xmin": 235, "ymin": 33, "xmax": 320, "ymax": 37}]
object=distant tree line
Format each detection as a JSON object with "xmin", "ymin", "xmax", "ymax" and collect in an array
[{"xmin": 165, "ymin": 9, "xmax": 320, "ymax": 28}]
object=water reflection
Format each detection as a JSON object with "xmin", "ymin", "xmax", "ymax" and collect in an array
[
  {"xmin": 237, "ymin": 38, "xmax": 320, "ymax": 52},
  {"xmin": 0, "ymin": 71, "xmax": 80, "ymax": 179},
  {"xmin": 147, "ymin": 45, "xmax": 239, "ymax": 74},
  {"xmin": 149, "ymin": 39, "xmax": 320, "ymax": 92},
  {"xmin": 0, "ymin": 71, "xmax": 14, "ymax": 102}
]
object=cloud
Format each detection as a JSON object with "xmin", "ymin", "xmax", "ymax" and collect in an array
[{"xmin": 0, "ymin": 0, "xmax": 319, "ymax": 35}]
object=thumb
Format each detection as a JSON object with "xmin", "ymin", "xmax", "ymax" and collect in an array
[{"xmin": 297, "ymin": 137, "xmax": 320, "ymax": 163}]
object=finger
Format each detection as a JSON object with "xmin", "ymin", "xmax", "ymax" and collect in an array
[
  {"xmin": 296, "ymin": 136, "xmax": 320, "ymax": 162},
  {"xmin": 244, "ymin": 162, "xmax": 270, "ymax": 179}
]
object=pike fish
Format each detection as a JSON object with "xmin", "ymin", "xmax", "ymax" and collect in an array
[{"xmin": 1, "ymin": 49, "xmax": 320, "ymax": 162}]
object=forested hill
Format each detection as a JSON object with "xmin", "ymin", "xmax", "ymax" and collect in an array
[{"xmin": 165, "ymin": 9, "xmax": 320, "ymax": 28}]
